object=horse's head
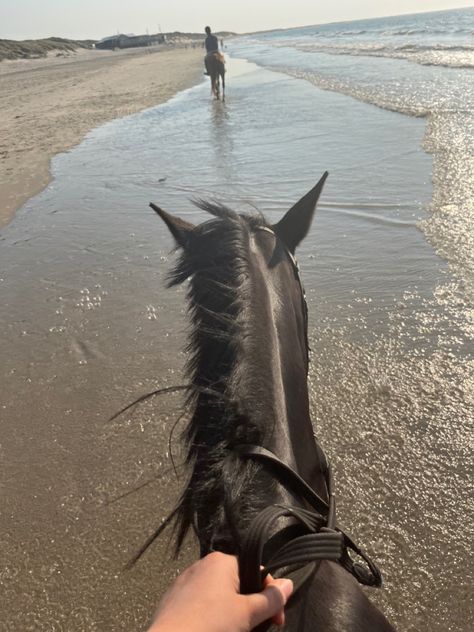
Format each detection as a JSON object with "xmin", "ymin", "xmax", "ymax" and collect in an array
[{"xmin": 150, "ymin": 172, "xmax": 328, "ymax": 556}]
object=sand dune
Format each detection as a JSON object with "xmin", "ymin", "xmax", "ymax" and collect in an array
[{"xmin": 0, "ymin": 36, "xmax": 94, "ymax": 62}]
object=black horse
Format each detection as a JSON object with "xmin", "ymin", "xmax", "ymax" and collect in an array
[{"xmin": 144, "ymin": 173, "xmax": 395, "ymax": 631}]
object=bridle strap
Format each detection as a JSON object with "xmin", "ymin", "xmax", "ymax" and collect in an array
[
  {"xmin": 234, "ymin": 444, "xmax": 383, "ymax": 597},
  {"xmin": 234, "ymin": 445, "xmax": 330, "ymax": 517}
]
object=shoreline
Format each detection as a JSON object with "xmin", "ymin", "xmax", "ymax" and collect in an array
[{"xmin": 0, "ymin": 46, "xmax": 203, "ymax": 228}]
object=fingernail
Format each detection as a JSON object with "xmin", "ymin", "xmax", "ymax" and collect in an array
[{"xmin": 277, "ymin": 578, "xmax": 293, "ymax": 601}]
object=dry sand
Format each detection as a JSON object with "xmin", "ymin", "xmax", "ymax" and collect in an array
[{"xmin": 0, "ymin": 46, "xmax": 203, "ymax": 227}]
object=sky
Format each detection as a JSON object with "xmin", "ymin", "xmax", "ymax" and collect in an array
[{"xmin": 1, "ymin": 0, "xmax": 472, "ymax": 41}]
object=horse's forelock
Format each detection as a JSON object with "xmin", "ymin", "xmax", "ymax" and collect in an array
[{"xmin": 193, "ymin": 199, "xmax": 239, "ymax": 220}]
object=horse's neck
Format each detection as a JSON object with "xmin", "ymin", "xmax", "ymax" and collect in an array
[
  {"xmin": 187, "ymin": 228, "xmax": 328, "ymax": 549},
  {"xmin": 235, "ymin": 241, "xmax": 326, "ymax": 499}
]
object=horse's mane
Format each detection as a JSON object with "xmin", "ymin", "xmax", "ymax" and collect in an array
[{"xmin": 135, "ymin": 202, "xmax": 274, "ymax": 561}]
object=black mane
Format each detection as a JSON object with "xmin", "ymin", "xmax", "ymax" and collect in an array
[{"xmin": 166, "ymin": 202, "xmax": 271, "ymax": 553}]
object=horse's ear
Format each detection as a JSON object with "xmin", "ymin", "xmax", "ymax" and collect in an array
[
  {"xmin": 272, "ymin": 172, "xmax": 328, "ymax": 253},
  {"xmin": 150, "ymin": 202, "xmax": 195, "ymax": 249}
]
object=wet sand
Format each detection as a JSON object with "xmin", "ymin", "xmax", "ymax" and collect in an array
[{"xmin": 0, "ymin": 46, "xmax": 202, "ymax": 226}]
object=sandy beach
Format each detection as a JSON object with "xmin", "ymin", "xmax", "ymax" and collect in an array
[{"xmin": 0, "ymin": 46, "xmax": 202, "ymax": 226}]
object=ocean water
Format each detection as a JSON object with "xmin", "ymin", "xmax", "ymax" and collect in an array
[
  {"xmin": 230, "ymin": 8, "xmax": 474, "ymax": 286},
  {"xmin": 1, "ymin": 8, "xmax": 472, "ymax": 632},
  {"xmin": 246, "ymin": 8, "xmax": 474, "ymax": 69}
]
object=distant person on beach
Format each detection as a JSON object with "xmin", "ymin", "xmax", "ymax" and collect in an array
[
  {"xmin": 204, "ymin": 25, "xmax": 219, "ymax": 75},
  {"xmin": 146, "ymin": 552, "xmax": 293, "ymax": 632}
]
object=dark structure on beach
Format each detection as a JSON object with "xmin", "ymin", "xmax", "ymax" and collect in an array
[{"xmin": 95, "ymin": 33, "xmax": 165, "ymax": 50}]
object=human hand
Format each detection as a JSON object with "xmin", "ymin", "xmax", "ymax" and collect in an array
[{"xmin": 147, "ymin": 552, "xmax": 293, "ymax": 632}]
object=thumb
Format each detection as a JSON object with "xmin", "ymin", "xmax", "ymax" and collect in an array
[{"xmin": 246, "ymin": 578, "xmax": 293, "ymax": 628}]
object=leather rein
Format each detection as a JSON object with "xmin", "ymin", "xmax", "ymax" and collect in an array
[{"xmin": 235, "ymin": 444, "xmax": 382, "ymax": 596}]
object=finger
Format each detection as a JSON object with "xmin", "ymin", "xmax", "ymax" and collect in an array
[
  {"xmin": 246, "ymin": 579, "xmax": 293, "ymax": 628},
  {"xmin": 262, "ymin": 572, "xmax": 284, "ymax": 624}
]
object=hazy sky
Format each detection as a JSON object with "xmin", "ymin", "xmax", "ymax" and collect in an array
[{"xmin": 1, "ymin": 1, "xmax": 472, "ymax": 40}]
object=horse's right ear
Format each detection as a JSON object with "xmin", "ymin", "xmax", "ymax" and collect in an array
[
  {"xmin": 272, "ymin": 172, "xmax": 328, "ymax": 253},
  {"xmin": 150, "ymin": 203, "xmax": 196, "ymax": 249}
]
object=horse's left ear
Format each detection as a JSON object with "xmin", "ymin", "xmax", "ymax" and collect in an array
[
  {"xmin": 150, "ymin": 202, "xmax": 196, "ymax": 249},
  {"xmin": 272, "ymin": 171, "xmax": 328, "ymax": 253}
]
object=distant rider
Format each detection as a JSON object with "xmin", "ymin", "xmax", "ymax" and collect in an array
[{"xmin": 204, "ymin": 26, "xmax": 219, "ymax": 75}]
